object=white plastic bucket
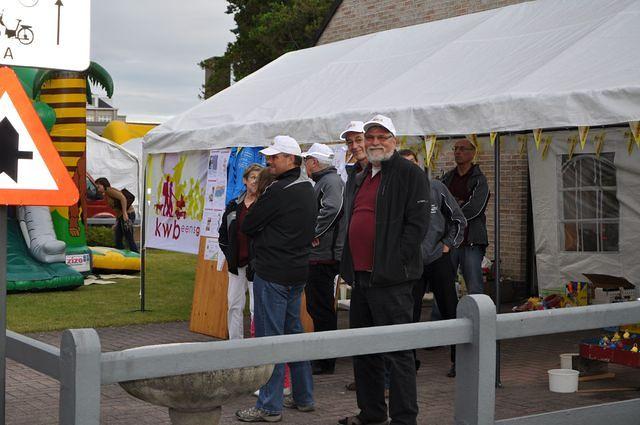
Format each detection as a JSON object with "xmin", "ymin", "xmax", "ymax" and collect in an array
[
  {"xmin": 560, "ymin": 353, "xmax": 578, "ymax": 370},
  {"xmin": 548, "ymin": 369, "xmax": 579, "ymax": 393}
]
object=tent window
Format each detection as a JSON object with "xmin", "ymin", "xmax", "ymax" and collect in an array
[{"xmin": 559, "ymin": 153, "xmax": 618, "ymax": 252}]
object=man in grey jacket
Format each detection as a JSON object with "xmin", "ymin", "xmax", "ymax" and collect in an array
[
  {"xmin": 420, "ymin": 179, "xmax": 466, "ymax": 378},
  {"xmin": 302, "ymin": 143, "xmax": 345, "ymax": 375},
  {"xmin": 401, "ymin": 149, "xmax": 466, "ymax": 377}
]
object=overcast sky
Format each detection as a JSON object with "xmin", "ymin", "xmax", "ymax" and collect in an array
[{"xmin": 91, "ymin": 1, "xmax": 235, "ymax": 123}]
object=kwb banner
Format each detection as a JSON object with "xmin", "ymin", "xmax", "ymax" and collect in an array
[{"xmin": 145, "ymin": 151, "xmax": 208, "ymax": 254}]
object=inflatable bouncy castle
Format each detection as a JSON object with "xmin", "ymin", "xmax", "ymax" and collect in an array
[{"xmin": 6, "ymin": 65, "xmax": 138, "ymax": 291}]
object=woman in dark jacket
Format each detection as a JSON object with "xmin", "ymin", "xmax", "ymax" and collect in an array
[
  {"xmin": 218, "ymin": 164, "xmax": 263, "ymax": 339},
  {"xmin": 95, "ymin": 177, "xmax": 138, "ymax": 253}
]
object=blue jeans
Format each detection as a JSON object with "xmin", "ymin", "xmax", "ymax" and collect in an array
[
  {"xmin": 450, "ymin": 245, "xmax": 486, "ymax": 295},
  {"xmin": 253, "ymin": 274, "xmax": 314, "ymax": 414}
]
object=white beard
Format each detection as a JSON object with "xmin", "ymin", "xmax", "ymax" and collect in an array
[{"xmin": 367, "ymin": 148, "xmax": 394, "ymax": 163}]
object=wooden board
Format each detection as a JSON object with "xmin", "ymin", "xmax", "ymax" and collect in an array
[
  {"xmin": 190, "ymin": 236, "xmax": 315, "ymax": 338},
  {"xmin": 189, "ymin": 237, "xmax": 229, "ymax": 339}
]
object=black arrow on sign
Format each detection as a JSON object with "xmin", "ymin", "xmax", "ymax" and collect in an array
[
  {"xmin": 0, "ymin": 117, "xmax": 32, "ymax": 183},
  {"xmin": 55, "ymin": 0, "xmax": 63, "ymax": 45}
]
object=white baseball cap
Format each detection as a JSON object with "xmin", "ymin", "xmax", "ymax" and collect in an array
[
  {"xmin": 363, "ymin": 114, "xmax": 396, "ymax": 136},
  {"xmin": 339, "ymin": 121, "xmax": 365, "ymax": 140},
  {"xmin": 260, "ymin": 135, "xmax": 302, "ymax": 156},
  {"xmin": 302, "ymin": 143, "xmax": 335, "ymax": 162}
]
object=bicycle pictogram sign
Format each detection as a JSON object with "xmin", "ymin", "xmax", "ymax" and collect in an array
[{"xmin": 0, "ymin": 11, "xmax": 34, "ymax": 45}]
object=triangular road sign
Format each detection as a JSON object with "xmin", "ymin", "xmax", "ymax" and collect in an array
[{"xmin": 0, "ymin": 67, "xmax": 78, "ymax": 206}]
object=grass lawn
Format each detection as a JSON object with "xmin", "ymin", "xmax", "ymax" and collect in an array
[{"xmin": 7, "ymin": 249, "xmax": 197, "ymax": 333}]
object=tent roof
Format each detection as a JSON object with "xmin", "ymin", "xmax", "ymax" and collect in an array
[{"xmin": 145, "ymin": 0, "xmax": 640, "ymax": 154}]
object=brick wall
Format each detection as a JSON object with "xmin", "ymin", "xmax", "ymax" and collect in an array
[
  {"xmin": 433, "ymin": 140, "xmax": 529, "ymax": 283},
  {"xmin": 318, "ymin": 0, "xmax": 529, "ymax": 45}
]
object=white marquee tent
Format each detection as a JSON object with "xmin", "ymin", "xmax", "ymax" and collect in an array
[
  {"xmin": 141, "ymin": 0, "xmax": 640, "ymax": 296},
  {"xmin": 86, "ymin": 130, "xmax": 141, "ymax": 211},
  {"xmin": 144, "ymin": 0, "xmax": 640, "ymax": 153}
]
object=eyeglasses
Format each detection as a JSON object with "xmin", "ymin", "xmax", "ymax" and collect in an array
[
  {"xmin": 452, "ymin": 146, "xmax": 475, "ymax": 152},
  {"xmin": 364, "ymin": 134, "xmax": 394, "ymax": 142}
]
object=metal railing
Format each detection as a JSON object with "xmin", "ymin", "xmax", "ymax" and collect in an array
[{"xmin": 6, "ymin": 295, "xmax": 640, "ymax": 424}]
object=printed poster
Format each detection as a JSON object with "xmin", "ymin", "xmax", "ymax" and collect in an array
[
  {"xmin": 145, "ymin": 151, "xmax": 208, "ymax": 254},
  {"xmin": 201, "ymin": 149, "xmax": 232, "ymax": 238}
]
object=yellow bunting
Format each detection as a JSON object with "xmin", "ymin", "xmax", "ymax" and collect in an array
[
  {"xmin": 533, "ymin": 129, "xmax": 543, "ymax": 150},
  {"xmin": 517, "ymin": 134, "xmax": 528, "ymax": 158},
  {"xmin": 594, "ymin": 132, "xmax": 606, "ymax": 158},
  {"xmin": 490, "ymin": 132, "xmax": 497, "ymax": 147},
  {"xmin": 398, "ymin": 135, "xmax": 409, "ymax": 150},
  {"xmin": 567, "ymin": 135, "xmax": 578, "ymax": 160},
  {"xmin": 428, "ymin": 140, "xmax": 443, "ymax": 171},
  {"xmin": 578, "ymin": 126, "xmax": 589, "ymax": 149},
  {"xmin": 630, "ymin": 121, "xmax": 640, "ymax": 147},
  {"xmin": 626, "ymin": 131, "xmax": 635, "ymax": 156},
  {"xmin": 541, "ymin": 135, "xmax": 552, "ymax": 160},
  {"xmin": 424, "ymin": 135, "xmax": 437, "ymax": 167},
  {"xmin": 466, "ymin": 134, "xmax": 480, "ymax": 163}
]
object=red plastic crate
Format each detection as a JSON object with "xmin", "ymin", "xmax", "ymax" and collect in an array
[{"xmin": 580, "ymin": 338, "xmax": 640, "ymax": 368}]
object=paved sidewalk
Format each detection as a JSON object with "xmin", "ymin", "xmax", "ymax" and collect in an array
[{"xmin": 7, "ymin": 309, "xmax": 640, "ymax": 424}]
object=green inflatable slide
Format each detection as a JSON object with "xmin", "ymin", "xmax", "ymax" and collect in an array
[{"xmin": 6, "ymin": 218, "xmax": 84, "ymax": 292}]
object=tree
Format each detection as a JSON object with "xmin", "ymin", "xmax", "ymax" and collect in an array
[{"xmin": 201, "ymin": 0, "xmax": 334, "ymax": 98}]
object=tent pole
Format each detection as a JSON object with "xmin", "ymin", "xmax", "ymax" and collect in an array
[
  {"xmin": 140, "ymin": 156, "xmax": 147, "ymax": 312},
  {"xmin": 494, "ymin": 133, "xmax": 502, "ymax": 388}
]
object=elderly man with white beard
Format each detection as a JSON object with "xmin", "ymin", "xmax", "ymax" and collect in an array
[{"xmin": 338, "ymin": 115, "xmax": 430, "ymax": 425}]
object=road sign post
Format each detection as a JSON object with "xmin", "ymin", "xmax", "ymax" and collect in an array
[
  {"xmin": 0, "ymin": 66, "xmax": 79, "ymax": 424},
  {"xmin": 0, "ymin": 206, "xmax": 6, "ymax": 424}
]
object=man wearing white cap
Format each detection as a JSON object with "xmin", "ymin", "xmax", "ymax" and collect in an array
[
  {"xmin": 339, "ymin": 115, "xmax": 429, "ymax": 425},
  {"xmin": 301, "ymin": 143, "xmax": 345, "ymax": 376},
  {"xmin": 340, "ymin": 121, "xmax": 368, "ymax": 173},
  {"xmin": 237, "ymin": 135, "xmax": 316, "ymax": 422}
]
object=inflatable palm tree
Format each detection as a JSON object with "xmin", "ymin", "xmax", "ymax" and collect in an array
[{"xmin": 28, "ymin": 63, "xmax": 114, "ymax": 261}]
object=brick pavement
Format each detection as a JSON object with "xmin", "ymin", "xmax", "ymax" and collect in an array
[{"xmin": 7, "ymin": 310, "xmax": 640, "ymax": 424}]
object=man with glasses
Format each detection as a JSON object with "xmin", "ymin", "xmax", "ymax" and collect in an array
[
  {"xmin": 339, "ymin": 115, "xmax": 429, "ymax": 425},
  {"xmin": 301, "ymin": 143, "xmax": 345, "ymax": 376},
  {"xmin": 442, "ymin": 138, "xmax": 490, "ymax": 296},
  {"xmin": 236, "ymin": 135, "xmax": 316, "ymax": 422}
]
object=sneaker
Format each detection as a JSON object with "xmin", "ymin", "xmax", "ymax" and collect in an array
[
  {"xmin": 235, "ymin": 406, "xmax": 282, "ymax": 422},
  {"xmin": 283, "ymin": 394, "xmax": 315, "ymax": 412}
]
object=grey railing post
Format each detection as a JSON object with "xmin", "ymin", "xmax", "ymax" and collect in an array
[
  {"xmin": 59, "ymin": 329, "xmax": 101, "ymax": 425},
  {"xmin": 454, "ymin": 295, "xmax": 497, "ymax": 425}
]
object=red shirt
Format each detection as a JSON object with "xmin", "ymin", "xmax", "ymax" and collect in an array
[
  {"xmin": 236, "ymin": 202, "xmax": 250, "ymax": 267},
  {"xmin": 448, "ymin": 170, "xmax": 471, "ymax": 244},
  {"xmin": 349, "ymin": 171, "xmax": 381, "ymax": 271}
]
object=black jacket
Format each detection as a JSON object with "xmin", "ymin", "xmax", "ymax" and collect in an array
[
  {"xmin": 218, "ymin": 192, "xmax": 254, "ymax": 279},
  {"xmin": 340, "ymin": 152, "xmax": 430, "ymax": 286},
  {"xmin": 241, "ymin": 167, "xmax": 317, "ymax": 285},
  {"xmin": 421, "ymin": 179, "xmax": 466, "ymax": 265},
  {"xmin": 441, "ymin": 164, "xmax": 490, "ymax": 246}
]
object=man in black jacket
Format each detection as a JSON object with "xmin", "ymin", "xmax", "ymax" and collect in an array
[
  {"xmin": 339, "ymin": 115, "xmax": 429, "ymax": 425},
  {"xmin": 441, "ymin": 138, "xmax": 490, "ymax": 296},
  {"xmin": 236, "ymin": 135, "xmax": 317, "ymax": 423}
]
